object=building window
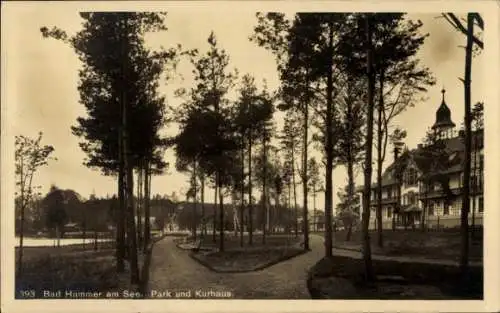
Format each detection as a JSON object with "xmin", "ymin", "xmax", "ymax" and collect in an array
[
  {"xmin": 479, "ymin": 197, "xmax": 484, "ymax": 213},
  {"xmin": 450, "ymin": 202, "xmax": 460, "ymax": 216},
  {"xmin": 443, "ymin": 204, "xmax": 450, "ymax": 215},
  {"xmin": 428, "ymin": 202, "xmax": 434, "ymax": 216},
  {"xmin": 387, "ymin": 207, "xmax": 392, "ymax": 218},
  {"xmin": 387, "ymin": 187, "xmax": 392, "ymax": 199},
  {"xmin": 408, "ymin": 192, "xmax": 416, "ymax": 205},
  {"xmin": 405, "ymin": 168, "xmax": 417, "ymax": 186}
]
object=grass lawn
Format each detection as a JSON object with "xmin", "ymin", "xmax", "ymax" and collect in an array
[
  {"xmin": 16, "ymin": 248, "xmax": 119, "ymax": 298},
  {"xmin": 187, "ymin": 233, "xmax": 306, "ymax": 272},
  {"xmin": 196, "ymin": 233, "xmax": 300, "ymax": 249},
  {"xmin": 15, "ymin": 240, "xmax": 152, "ymax": 299},
  {"xmin": 308, "ymin": 255, "xmax": 483, "ymax": 299},
  {"xmin": 332, "ymin": 229, "xmax": 483, "ymax": 262}
]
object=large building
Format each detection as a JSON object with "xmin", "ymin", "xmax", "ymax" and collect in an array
[{"xmin": 358, "ymin": 89, "xmax": 484, "ymax": 229}]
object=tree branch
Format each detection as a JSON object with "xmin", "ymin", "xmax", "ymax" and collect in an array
[
  {"xmin": 472, "ymin": 13, "xmax": 484, "ymax": 30},
  {"xmin": 442, "ymin": 13, "xmax": 484, "ymax": 49}
]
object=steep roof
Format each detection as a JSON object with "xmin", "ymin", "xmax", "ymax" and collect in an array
[
  {"xmin": 432, "ymin": 89, "xmax": 456, "ymax": 130},
  {"xmin": 363, "ymin": 129, "xmax": 483, "ymax": 190},
  {"xmin": 369, "ymin": 149, "xmax": 411, "ymax": 189}
]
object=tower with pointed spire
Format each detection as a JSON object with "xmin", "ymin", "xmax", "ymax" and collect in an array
[{"xmin": 432, "ymin": 88, "xmax": 456, "ymax": 139}]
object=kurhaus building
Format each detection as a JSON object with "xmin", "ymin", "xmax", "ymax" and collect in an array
[{"xmin": 358, "ymin": 89, "xmax": 484, "ymax": 230}]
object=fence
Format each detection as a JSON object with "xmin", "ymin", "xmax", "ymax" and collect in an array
[
  {"xmin": 368, "ymin": 215, "xmax": 483, "ymax": 230},
  {"xmin": 426, "ymin": 215, "xmax": 483, "ymax": 230}
]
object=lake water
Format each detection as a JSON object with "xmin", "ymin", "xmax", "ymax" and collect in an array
[{"xmin": 16, "ymin": 237, "xmax": 113, "ymax": 247}]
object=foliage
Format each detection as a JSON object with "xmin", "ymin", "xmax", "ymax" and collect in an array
[
  {"xmin": 441, "ymin": 13, "xmax": 483, "ymax": 51},
  {"xmin": 278, "ymin": 111, "xmax": 302, "ymax": 163},
  {"xmin": 15, "ymin": 133, "xmax": 56, "ymax": 213},
  {"xmin": 253, "ymin": 12, "xmax": 355, "ymax": 256},
  {"xmin": 253, "ymin": 144, "xmax": 279, "ymax": 193},
  {"xmin": 338, "ymin": 13, "xmax": 435, "ymax": 157},
  {"xmin": 42, "ymin": 185, "xmax": 68, "ymax": 237},
  {"xmin": 307, "ymin": 157, "xmax": 323, "ymax": 194},
  {"xmin": 41, "ymin": 12, "xmax": 182, "ymax": 175},
  {"xmin": 334, "ymin": 77, "xmax": 366, "ymax": 169},
  {"xmin": 41, "ymin": 12, "xmax": 184, "ymax": 280},
  {"xmin": 471, "ymin": 102, "xmax": 483, "ymax": 131},
  {"xmin": 335, "ymin": 184, "xmax": 360, "ymax": 219},
  {"xmin": 174, "ymin": 32, "xmax": 239, "ymax": 188}
]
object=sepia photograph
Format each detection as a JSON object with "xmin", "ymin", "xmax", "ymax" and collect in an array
[{"xmin": 1, "ymin": 1, "xmax": 499, "ymax": 312}]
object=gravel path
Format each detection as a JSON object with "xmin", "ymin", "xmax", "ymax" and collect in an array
[
  {"xmin": 147, "ymin": 234, "xmax": 481, "ymax": 299},
  {"xmin": 147, "ymin": 235, "xmax": 325, "ymax": 299}
]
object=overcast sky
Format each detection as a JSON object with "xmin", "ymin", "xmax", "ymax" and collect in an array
[{"xmin": 2, "ymin": 3, "xmax": 486, "ymax": 212}]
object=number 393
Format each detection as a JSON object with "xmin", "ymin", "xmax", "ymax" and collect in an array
[{"xmin": 20, "ymin": 290, "xmax": 36, "ymax": 298}]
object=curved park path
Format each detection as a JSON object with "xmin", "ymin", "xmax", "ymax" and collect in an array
[
  {"xmin": 147, "ymin": 235, "xmax": 324, "ymax": 299},
  {"xmin": 147, "ymin": 234, "xmax": 480, "ymax": 299}
]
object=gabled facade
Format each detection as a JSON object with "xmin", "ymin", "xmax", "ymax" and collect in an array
[{"xmin": 358, "ymin": 89, "xmax": 484, "ymax": 229}]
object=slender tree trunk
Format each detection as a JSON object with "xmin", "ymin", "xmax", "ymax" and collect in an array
[
  {"xmin": 193, "ymin": 161, "xmax": 197, "ymax": 241},
  {"xmin": 313, "ymin": 187, "xmax": 317, "ymax": 232},
  {"xmin": 324, "ymin": 22, "xmax": 335, "ymax": 258},
  {"xmin": 240, "ymin": 144, "xmax": 245, "ymax": 246},
  {"xmin": 266, "ymin": 191, "xmax": 270, "ymax": 233},
  {"xmin": 421, "ymin": 183, "xmax": 427, "ymax": 232},
  {"xmin": 233, "ymin": 196, "xmax": 238, "ymax": 237},
  {"xmin": 262, "ymin": 138, "xmax": 268, "ymax": 245},
  {"xmin": 291, "ymin": 144, "xmax": 298, "ymax": 238},
  {"xmin": 471, "ymin": 137, "xmax": 476, "ymax": 238},
  {"xmin": 116, "ymin": 128, "xmax": 125, "ymax": 271},
  {"xmin": 17, "ymin": 160, "xmax": 25, "ymax": 276},
  {"xmin": 218, "ymin": 176, "xmax": 224, "ymax": 252},
  {"xmin": 143, "ymin": 159, "xmax": 151, "ymax": 253},
  {"xmin": 201, "ymin": 174, "xmax": 206, "ymax": 237},
  {"xmin": 275, "ymin": 190, "xmax": 280, "ymax": 234},
  {"xmin": 125, "ymin": 162, "xmax": 139, "ymax": 284},
  {"xmin": 248, "ymin": 133, "xmax": 253, "ymax": 246},
  {"xmin": 82, "ymin": 210, "xmax": 87, "ymax": 250},
  {"xmin": 460, "ymin": 13, "xmax": 474, "ymax": 278},
  {"xmin": 137, "ymin": 163, "xmax": 143, "ymax": 250},
  {"xmin": 212, "ymin": 178, "xmax": 217, "ymax": 243},
  {"xmin": 392, "ymin": 154, "xmax": 399, "ymax": 231},
  {"xmin": 346, "ymin": 92, "xmax": 355, "ymax": 242},
  {"xmin": 302, "ymin": 100, "xmax": 310, "ymax": 250},
  {"xmin": 122, "ymin": 62, "xmax": 139, "ymax": 283},
  {"xmin": 287, "ymin": 181, "xmax": 292, "ymax": 235},
  {"xmin": 361, "ymin": 15, "xmax": 375, "ymax": 281},
  {"xmin": 376, "ymin": 72, "xmax": 384, "ymax": 247}
]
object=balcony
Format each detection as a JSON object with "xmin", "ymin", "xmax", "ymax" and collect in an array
[{"xmin": 369, "ymin": 197, "xmax": 398, "ymax": 206}]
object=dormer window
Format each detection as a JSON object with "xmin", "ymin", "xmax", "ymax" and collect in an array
[{"xmin": 404, "ymin": 168, "xmax": 418, "ymax": 186}]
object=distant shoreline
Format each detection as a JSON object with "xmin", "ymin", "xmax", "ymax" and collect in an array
[{"xmin": 15, "ymin": 236, "xmax": 114, "ymax": 248}]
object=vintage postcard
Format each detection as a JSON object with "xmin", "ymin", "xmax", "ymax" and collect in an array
[{"xmin": 1, "ymin": 1, "xmax": 499, "ymax": 312}]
